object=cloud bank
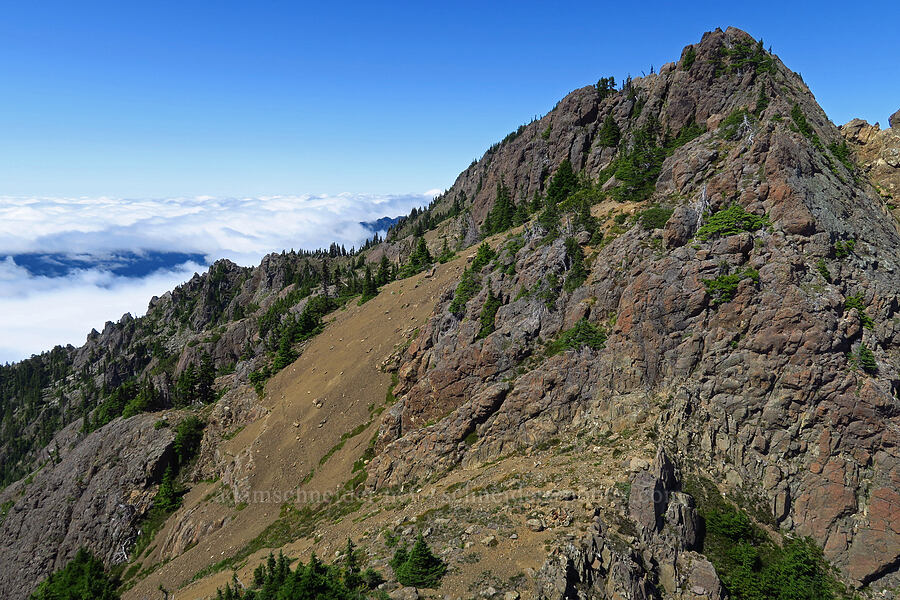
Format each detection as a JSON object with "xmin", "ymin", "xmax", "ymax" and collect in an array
[{"xmin": 0, "ymin": 193, "xmax": 433, "ymax": 363}]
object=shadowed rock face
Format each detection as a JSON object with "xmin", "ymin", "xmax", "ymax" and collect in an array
[
  {"xmin": 0, "ymin": 414, "xmax": 174, "ymax": 599},
  {"xmin": 369, "ymin": 27, "xmax": 900, "ymax": 589}
]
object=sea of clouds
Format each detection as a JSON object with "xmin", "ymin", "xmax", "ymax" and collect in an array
[{"xmin": 0, "ymin": 193, "xmax": 436, "ymax": 363}]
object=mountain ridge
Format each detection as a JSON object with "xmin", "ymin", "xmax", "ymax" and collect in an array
[{"xmin": 2, "ymin": 26, "xmax": 899, "ymax": 600}]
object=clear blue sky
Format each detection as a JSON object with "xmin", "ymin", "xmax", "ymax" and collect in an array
[{"xmin": 1, "ymin": 0, "xmax": 897, "ymax": 198}]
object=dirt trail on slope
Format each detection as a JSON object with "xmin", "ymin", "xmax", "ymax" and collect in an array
[{"xmin": 126, "ymin": 254, "xmax": 468, "ymax": 599}]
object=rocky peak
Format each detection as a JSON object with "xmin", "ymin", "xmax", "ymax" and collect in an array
[{"xmin": 368, "ymin": 26, "xmax": 900, "ymax": 591}]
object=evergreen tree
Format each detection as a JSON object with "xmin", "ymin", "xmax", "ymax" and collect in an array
[
  {"xmin": 413, "ymin": 237, "xmax": 432, "ymax": 267},
  {"xmin": 377, "ymin": 254, "xmax": 391, "ymax": 285},
  {"xmin": 438, "ymin": 237, "xmax": 455, "ymax": 263},
  {"xmin": 564, "ymin": 238, "xmax": 588, "ymax": 292},
  {"xmin": 514, "ymin": 199, "xmax": 530, "ymax": 226},
  {"xmin": 483, "ymin": 181, "xmax": 515, "ymax": 235},
  {"xmin": 858, "ymin": 344, "xmax": 878, "ymax": 374},
  {"xmin": 155, "ymin": 465, "xmax": 180, "ymax": 512},
  {"xmin": 196, "ymin": 352, "xmax": 216, "ymax": 404},
  {"xmin": 597, "ymin": 113, "xmax": 621, "ymax": 147},
  {"xmin": 361, "ymin": 265, "xmax": 378, "ymax": 302},
  {"xmin": 529, "ymin": 190, "xmax": 543, "ymax": 214},
  {"xmin": 174, "ymin": 365, "xmax": 197, "ymax": 407},
  {"xmin": 29, "ymin": 549, "xmax": 119, "ymax": 600},
  {"xmin": 546, "ymin": 158, "xmax": 579, "ymax": 205},
  {"xmin": 173, "ymin": 416, "xmax": 204, "ymax": 468},
  {"xmin": 539, "ymin": 197, "xmax": 560, "ymax": 237},
  {"xmin": 393, "ymin": 534, "xmax": 447, "ymax": 589},
  {"xmin": 342, "ymin": 539, "xmax": 363, "ymax": 591}
]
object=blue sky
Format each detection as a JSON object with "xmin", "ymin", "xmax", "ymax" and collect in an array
[
  {"xmin": 1, "ymin": 1, "xmax": 898, "ymax": 362},
  {"xmin": 1, "ymin": 1, "xmax": 898, "ymax": 198}
]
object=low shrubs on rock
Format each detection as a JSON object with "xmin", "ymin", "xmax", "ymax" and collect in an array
[
  {"xmin": 546, "ymin": 319, "xmax": 607, "ymax": 356},
  {"xmin": 696, "ymin": 204, "xmax": 769, "ymax": 240},
  {"xmin": 703, "ymin": 269, "xmax": 759, "ymax": 306}
]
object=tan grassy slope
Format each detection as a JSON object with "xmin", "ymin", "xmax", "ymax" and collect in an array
[
  {"xmin": 129, "ymin": 228, "xmax": 658, "ymax": 600},
  {"xmin": 125, "ymin": 251, "xmax": 467, "ymax": 599}
]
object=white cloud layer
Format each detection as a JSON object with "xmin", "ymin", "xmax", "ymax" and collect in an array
[{"xmin": 0, "ymin": 193, "xmax": 434, "ymax": 363}]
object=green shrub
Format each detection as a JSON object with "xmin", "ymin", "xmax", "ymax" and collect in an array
[
  {"xmin": 693, "ymin": 482, "xmax": 843, "ymax": 600},
  {"xmin": 816, "ymin": 259, "xmax": 831, "ymax": 282},
  {"xmin": 449, "ymin": 268, "xmax": 481, "ymax": 316},
  {"xmin": 844, "ymin": 294, "xmax": 874, "ymax": 329},
  {"xmin": 546, "ymin": 319, "xmax": 607, "ymax": 356},
  {"xmin": 791, "ymin": 104, "xmax": 824, "ymax": 151},
  {"xmin": 719, "ymin": 109, "xmax": 754, "ymax": 140},
  {"xmin": 471, "ymin": 242, "xmax": 497, "ymax": 272},
  {"xmin": 682, "ymin": 46, "xmax": 696, "ymax": 70},
  {"xmin": 639, "ymin": 206, "xmax": 673, "ymax": 230},
  {"xmin": 696, "ymin": 204, "xmax": 769, "ymax": 240},
  {"xmin": 703, "ymin": 269, "xmax": 759, "ymax": 306},
  {"xmin": 477, "ymin": 290, "xmax": 502, "ymax": 339},
  {"xmin": 665, "ymin": 120, "xmax": 705, "ymax": 152},
  {"xmin": 828, "ymin": 141, "xmax": 854, "ymax": 171},
  {"xmin": 563, "ymin": 237, "xmax": 588, "ymax": 292},
  {"xmin": 833, "ymin": 239, "xmax": 855, "ymax": 258},
  {"xmin": 392, "ymin": 534, "xmax": 447, "ymax": 589},
  {"xmin": 857, "ymin": 343, "xmax": 878, "ymax": 374}
]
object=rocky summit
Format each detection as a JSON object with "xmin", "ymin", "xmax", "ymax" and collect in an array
[{"xmin": 2, "ymin": 26, "xmax": 899, "ymax": 600}]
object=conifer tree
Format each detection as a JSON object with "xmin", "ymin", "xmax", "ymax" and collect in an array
[
  {"xmin": 597, "ymin": 113, "xmax": 621, "ymax": 147},
  {"xmin": 377, "ymin": 254, "xmax": 391, "ymax": 285},
  {"xmin": 196, "ymin": 352, "xmax": 215, "ymax": 404},
  {"xmin": 546, "ymin": 158, "xmax": 578, "ymax": 205},
  {"xmin": 393, "ymin": 533, "xmax": 447, "ymax": 589},
  {"xmin": 155, "ymin": 465, "xmax": 180, "ymax": 512},
  {"xmin": 362, "ymin": 265, "xmax": 378, "ymax": 302},
  {"xmin": 29, "ymin": 549, "xmax": 119, "ymax": 600}
]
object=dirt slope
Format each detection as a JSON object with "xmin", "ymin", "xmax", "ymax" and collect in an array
[{"xmin": 125, "ymin": 255, "xmax": 467, "ymax": 598}]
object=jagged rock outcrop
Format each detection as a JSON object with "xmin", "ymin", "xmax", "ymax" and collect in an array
[
  {"xmin": 536, "ymin": 450, "xmax": 724, "ymax": 600},
  {"xmin": 0, "ymin": 414, "xmax": 174, "ymax": 598},
  {"xmin": 369, "ymin": 27, "xmax": 900, "ymax": 590},
  {"xmin": 841, "ymin": 112, "xmax": 900, "ymax": 201}
]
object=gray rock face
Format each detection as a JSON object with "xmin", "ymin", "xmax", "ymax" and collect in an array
[
  {"xmin": 890, "ymin": 108, "xmax": 899, "ymax": 129},
  {"xmin": 369, "ymin": 27, "xmax": 900, "ymax": 590},
  {"xmin": 0, "ymin": 414, "xmax": 174, "ymax": 599},
  {"xmin": 536, "ymin": 453, "xmax": 722, "ymax": 600}
]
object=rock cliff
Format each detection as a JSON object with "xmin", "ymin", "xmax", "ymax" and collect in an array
[{"xmin": 368, "ymin": 26, "xmax": 900, "ymax": 589}]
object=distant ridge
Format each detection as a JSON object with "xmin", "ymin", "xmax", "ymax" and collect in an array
[{"xmin": 360, "ymin": 215, "xmax": 402, "ymax": 234}]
